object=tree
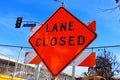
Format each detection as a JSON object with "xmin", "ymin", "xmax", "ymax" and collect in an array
[
  {"xmin": 95, "ymin": 56, "xmax": 112, "ymax": 79},
  {"xmin": 88, "ymin": 50, "xmax": 120, "ymax": 80},
  {"xmin": 115, "ymin": 0, "xmax": 119, "ymax": 4},
  {"xmin": 100, "ymin": 0, "xmax": 120, "ymax": 21},
  {"xmin": 103, "ymin": 51, "xmax": 120, "ymax": 77},
  {"xmin": 81, "ymin": 72, "xmax": 88, "ymax": 76}
]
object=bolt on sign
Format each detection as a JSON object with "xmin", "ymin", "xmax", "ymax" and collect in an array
[{"xmin": 29, "ymin": 7, "xmax": 97, "ymax": 76}]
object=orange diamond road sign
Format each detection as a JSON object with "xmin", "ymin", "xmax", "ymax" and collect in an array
[{"xmin": 29, "ymin": 7, "xmax": 97, "ymax": 76}]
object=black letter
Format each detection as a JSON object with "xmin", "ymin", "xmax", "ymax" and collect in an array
[
  {"xmin": 69, "ymin": 21, "xmax": 74, "ymax": 31},
  {"xmin": 59, "ymin": 37, "xmax": 66, "ymax": 46},
  {"xmin": 43, "ymin": 37, "xmax": 48, "ymax": 46},
  {"xmin": 69, "ymin": 36, "xmax": 75, "ymax": 46},
  {"xmin": 46, "ymin": 24, "xmax": 50, "ymax": 32},
  {"xmin": 60, "ymin": 23, "xmax": 66, "ymax": 31},
  {"xmin": 36, "ymin": 38, "xmax": 41, "ymax": 46},
  {"xmin": 50, "ymin": 37, "xmax": 57, "ymax": 46},
  {"xmin": 78, "ymin": 36, "xmax": 85, "ymax": 45},
  {"xmin": 52, "ymin": 24, "xmax": 58, "ymax": 32}
]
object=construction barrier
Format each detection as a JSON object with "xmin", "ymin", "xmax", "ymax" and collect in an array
[{"xmin": 0, "ymin": 74, "xmax": 25, "ymax": 80}]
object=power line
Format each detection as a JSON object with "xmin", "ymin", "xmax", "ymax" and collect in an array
[
  {"xmin": 87, "ymin": 45, "xmax": 120, "ymax": 49},
  {"xmin": 0, "ymin": 44, "xmax": 120, "ymax": 49},
  {"xmin": 0, "ymin": 44, "xmax": 31, "ymax": 49}
]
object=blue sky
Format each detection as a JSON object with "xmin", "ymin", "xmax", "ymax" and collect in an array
[
  {"xmin": 0, "ymin": 0, "xmax": 120, "ymax": 77},
  {"xmin": 0, "ymin": 0, "xmax": 120, "ymax": 47}
]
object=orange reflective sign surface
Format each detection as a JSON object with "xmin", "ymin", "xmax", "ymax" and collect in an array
[{"xmin": 29, "ymin": 7, "xmax": 97, "ymax": 76}]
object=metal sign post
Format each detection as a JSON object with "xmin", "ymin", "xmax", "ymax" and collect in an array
[
  {"xmin": 72, "ymin": 61, "xmax": 75, "ymax": 80},
  {"xmin": 72, "ymin": 66, "xmax": 75, "ymax": 80},
  {"xmin": 35, "ymin": 64, "xmax": 41, "ymax": 80},
  {"xmin": 94, "ymin": 67, "xmax": 96, "ymax": 80}
]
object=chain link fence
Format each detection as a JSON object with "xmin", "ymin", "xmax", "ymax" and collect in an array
[{"xmin": 0, "ymin": 44, "xmax": 120, "ymax": 80}]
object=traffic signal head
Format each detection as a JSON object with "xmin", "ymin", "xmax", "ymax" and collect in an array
[{"xmin": 15, "ymin": 17, "xmax": 22, "ymax": 28}]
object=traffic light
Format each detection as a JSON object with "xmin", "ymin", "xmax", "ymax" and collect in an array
[{"xmin": 15, "ymin": 17, "xmax": 22, "ymax": 28}]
